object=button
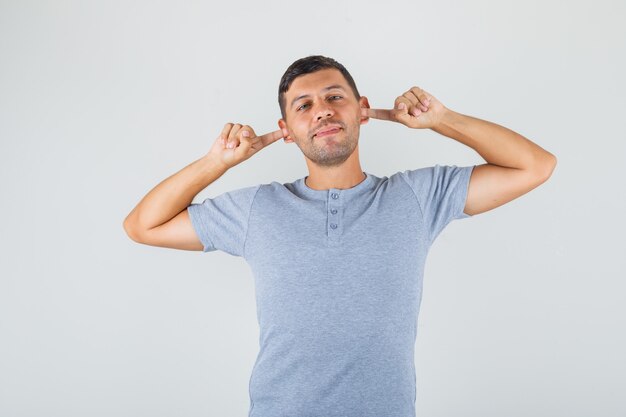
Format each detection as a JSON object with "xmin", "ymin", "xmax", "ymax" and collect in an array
[
  {"xmin": 330, "ymin": 223, "xmax": 337, "ymax": 229},
  {"xmin": 331, "ymin": 193, "xmax": 339, "ymax": 199},
  {"xmin": 330, "ymin": 209, "xmax": 337, "ymax": 214}
]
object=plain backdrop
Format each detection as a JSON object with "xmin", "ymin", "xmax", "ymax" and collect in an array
[{"xmin": 1, "ymin": 1, "xmax": 625, "ymax": 416}]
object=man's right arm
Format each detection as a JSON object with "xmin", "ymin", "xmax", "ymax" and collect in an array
[
  {"xmin": 122, "ymin": 154, "xmax": 228, "ymax": 251},
  {"xmin": 122, "ymin": 123, "xmax": 284, "ymax": 251}
]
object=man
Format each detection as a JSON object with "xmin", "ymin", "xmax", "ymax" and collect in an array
[{"xmin": 123, "ymin": 55, "xmax": 556, "ymax": 417}]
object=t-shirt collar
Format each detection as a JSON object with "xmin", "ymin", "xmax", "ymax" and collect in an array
[{"xmin": 294, "ymin": 171, "xmax": 375, "ymax": 201}]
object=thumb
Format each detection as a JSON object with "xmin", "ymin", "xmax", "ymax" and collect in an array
[
  {"xmin": 392, "ymin": 101, "xmax": 411, "ymax": 122},
  {"xmin": 233, "ymin": 129, "xmax": 253, "ymax": 157}
]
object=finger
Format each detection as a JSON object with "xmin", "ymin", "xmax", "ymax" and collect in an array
[
  {"xmin": 227, "ymin": 124, "xmax": 242, "ymax": 148},
  {"xmin": 239, "ymin": 125, "xmax": 256, "ymax": 141},
  {"xmin": 364, "ymin": 108, "xmax": 394, "ymax": 120},
  {"xmin": 410, "ymin": 87, "xmax": 431, "ymax": 107},
  {"xmin": 232, "ymin": 127, "xmax": 255, "ymax": 157},
  {"xmin": 256, "ymin": 129, "xmax": 284, "ymax": 147},
  {"xmin": 403, "ymin": 93, "xmax": 422, "ymax": 117},
  {"xmin": 403, "ymin": 91, "xmax": 420, "ymax": 107},
  {"xmin": 405, "ymin": 90, "xmax": 428, "ymax": 113},
  {"xmin": 238, "ymin": 125, "xmax": 255, "ymax": 148},
  {"xmin": 403, "ymin": 91, "xmax": 424, "ymax": 115},
  {"xmin": 394, "ymin": 97, "xmax": 412, "ymax": 114},
  {"xmin": 393, "ymin": 98, "xmax": 412, "ymax": 120},
  {"xmin": 220, "ymin": 123, "xmax": 233, "ymax": 146}
]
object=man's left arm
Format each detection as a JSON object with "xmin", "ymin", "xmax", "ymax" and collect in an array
[
  {"xmin": 364, "ymin": 86, "xmax": 557, "ymax": 216},
  {"xmin": 432, "ymin": 110, "xmax": 557, "ymax": 216}
]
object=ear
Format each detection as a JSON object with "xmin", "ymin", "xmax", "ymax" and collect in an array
[
  {"xmin": 359, "ymin": 96, "xmax": 370, "ymax": 125},
  {"xmin": 278, "ymin": 119, "xmax": 294, "ymax": 143}
]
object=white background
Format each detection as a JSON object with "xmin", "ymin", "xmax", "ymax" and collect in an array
[{"xmin": 1, "ymin": 0, "xmax": 624, "ymax": 416}]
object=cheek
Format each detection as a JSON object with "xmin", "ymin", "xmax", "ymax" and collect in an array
[{"xmin": 292, "ymin": 122, "xmax": 308, "ymax": 136}]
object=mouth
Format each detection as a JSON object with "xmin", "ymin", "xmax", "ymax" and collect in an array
[{"xmin": 313, "ymin": 126, "xmax": 342, "ymax": 138}]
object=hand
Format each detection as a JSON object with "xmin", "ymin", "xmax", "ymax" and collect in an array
[
  {"xmin": 206, "ymin": 123, "xmax": 284, "ymax": 169},
  {"xmin": 362, "ymin": 86, "xmax": 448, "ymax": 130}
]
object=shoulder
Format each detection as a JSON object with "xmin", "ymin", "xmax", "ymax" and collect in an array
[{"xmin": 394, "ymin": 164, "xmax": 473, "ymax": 187}]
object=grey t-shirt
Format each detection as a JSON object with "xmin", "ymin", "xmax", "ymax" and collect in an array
[{"xmin": 187, "ymin": 164, "xmax": 474, "ymax": 417}]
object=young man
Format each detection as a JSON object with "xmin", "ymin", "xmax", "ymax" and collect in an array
[{"xmin": 123, "ymin": 55, "xmax": 556, "ymax": 417}]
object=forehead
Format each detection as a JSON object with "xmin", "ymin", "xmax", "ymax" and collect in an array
[{"xmin": 286, "ymin": 68, "xmax": 350, "ymax": 100}]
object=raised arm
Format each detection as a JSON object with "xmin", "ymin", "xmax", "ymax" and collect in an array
[
  {"xmin": 123, "ymin": 123, "xmax": 283, "ymax": 250},
  {"xmin": 364, "ymin": 86, "xmax": 557, "ymax": 216},
  {"xmin": 431, "ymin": 110, "xmax": 556, "ymax": 216}
]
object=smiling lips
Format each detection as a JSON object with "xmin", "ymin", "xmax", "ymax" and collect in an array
[{"xmin": 313, "ymin": 125, "xmax": 342, "ymax": 138}]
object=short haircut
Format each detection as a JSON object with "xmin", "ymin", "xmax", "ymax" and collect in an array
[{"xmin": 278, "ymin": 55, "xmax": 361, "ymax": 120}]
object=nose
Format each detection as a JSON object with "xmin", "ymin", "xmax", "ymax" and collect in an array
[{"xmin": 314, "ymin": 102, "xmax": 334, "ymax": 121}]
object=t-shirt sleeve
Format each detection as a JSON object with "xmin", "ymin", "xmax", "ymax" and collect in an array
[
  {"xmin": 186, "ymin": 184, "xmax": 261, "ymax": 256},
  {"xmin": 399, "ymin": 164, "xmax": 475, "ymax": 243}
]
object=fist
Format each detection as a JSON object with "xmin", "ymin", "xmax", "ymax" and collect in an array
[
  {"xmin": 207, "ymin": 123, "xmax": 283, "ymax": 169},
  {"xmin": 362, "ymin": 86, "xmax": 447, "ymax": 129}
]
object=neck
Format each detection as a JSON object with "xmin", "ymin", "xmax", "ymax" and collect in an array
[{"xmin": 304, "ymin": 146, "xmax": 366, "ymax": 190}]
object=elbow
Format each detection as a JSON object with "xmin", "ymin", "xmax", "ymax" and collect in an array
[
  {"xmin": 123, "ymin": 217, "xmax": 143, "ymax": 243},
  {"xmin": 541, "ymin": 152, "xmax": 557, "ymax": 181},
  {"xmin": 532, "ymin": 152, "xmax": 557, "ymax": 185}
]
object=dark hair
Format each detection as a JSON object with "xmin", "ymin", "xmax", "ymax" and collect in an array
[{"xmin": 278, "ymin": 55, "xmax": 360, "ymax": 119}]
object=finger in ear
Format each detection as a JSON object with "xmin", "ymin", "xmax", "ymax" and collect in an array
[{"xmin": 394, "ymin": 97, "xmax": 411, "ymax": 112}]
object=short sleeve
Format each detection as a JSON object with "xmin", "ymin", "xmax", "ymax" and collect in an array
[
  {"xmin": 399, "ymin": 164, "xmax": 474, "ymax": 243},
  {"xmin": 186, "ymin": 184, "xmax": 261, "ymax": 256}
]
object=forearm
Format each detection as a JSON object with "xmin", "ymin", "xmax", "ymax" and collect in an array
[
  {"xmin": 124, "ymin": 154, "xmax": 228, "ymax": 232},
  {"xmin": 432, "ymin": 109, "xmax": 556, "ymax": 172}
]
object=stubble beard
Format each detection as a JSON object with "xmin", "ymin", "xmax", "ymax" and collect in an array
[{"xmin": 296, "ymin": 122, "xmax": 360, "ymax": 168}]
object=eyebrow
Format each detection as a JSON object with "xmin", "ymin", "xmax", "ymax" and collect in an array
[{"xmin": 290, "ymin": 85, "xmax": 347, "ymax": 109}]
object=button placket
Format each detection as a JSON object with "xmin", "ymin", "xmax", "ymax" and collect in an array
[{"xmin": 328, "ymin": 190, "xmax": 342, "ymax": 242}]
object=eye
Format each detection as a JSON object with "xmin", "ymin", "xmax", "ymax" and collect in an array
[{"xmin": 296, "ymin": 96, "xmax": 342, "ymax": 112}]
